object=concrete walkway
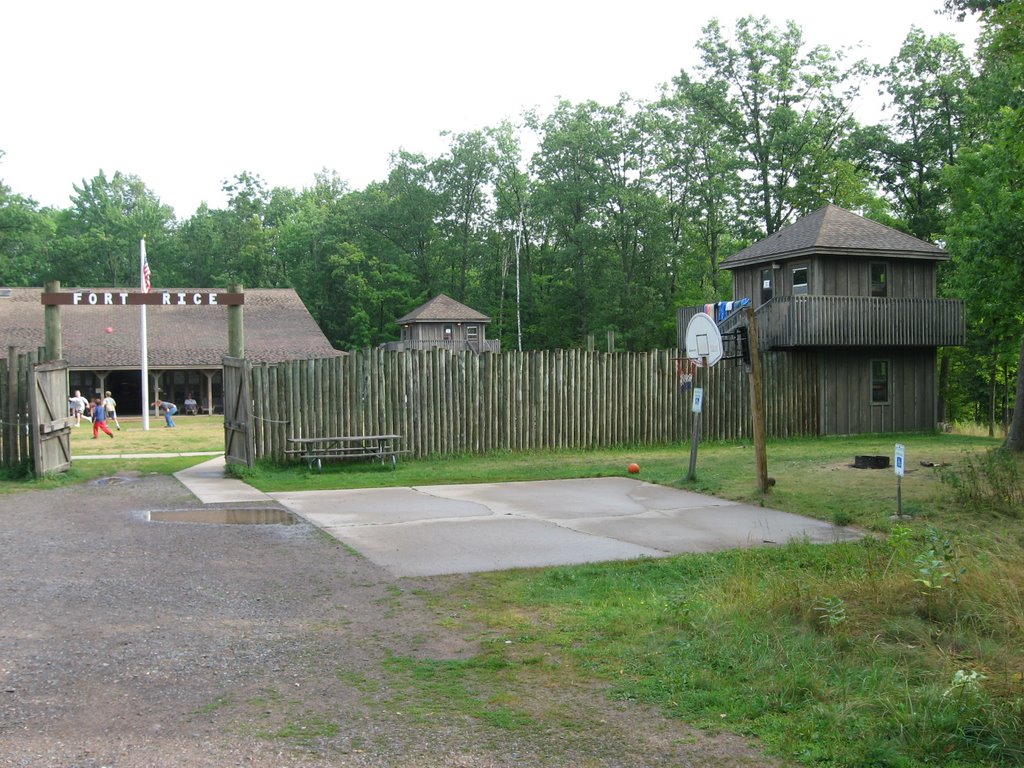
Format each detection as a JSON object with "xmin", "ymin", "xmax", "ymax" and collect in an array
[
  {"xmin": 75, "ymin": 450, "xmax": 224, "ymax": 461},
  {"xmin": 173, "ymin": 455, "xmax": 273, "ymax": 504},
  {"xmin": 170, "ymin": 457, "xmax": 861, "ymax": 577}
]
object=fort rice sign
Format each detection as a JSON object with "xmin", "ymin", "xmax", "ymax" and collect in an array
[{"xmin": 41, "ymin": 290, "xmax": 244, "ymax": 306}]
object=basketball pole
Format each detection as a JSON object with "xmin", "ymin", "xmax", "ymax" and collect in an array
[{"xmin": 687, "ymin": 359, "xmax": 705, "ymax": 481}]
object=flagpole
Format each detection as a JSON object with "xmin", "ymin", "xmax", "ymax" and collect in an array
[{"xmin": 140, "ymin": 239, "xmax": 150, "ymax": 431}]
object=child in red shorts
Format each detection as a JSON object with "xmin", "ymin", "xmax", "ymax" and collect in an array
[{"xmin": 92, "ymin": 397, "xmax": 114, "ymax": 439}]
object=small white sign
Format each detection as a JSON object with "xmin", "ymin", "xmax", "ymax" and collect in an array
[
  {"xmin": 894, "ymin": 443, "xmax": 905, "ymax": 477},
  {"xmin": 692, "ymin": 388, "xmax": 704, "ymax": 414}
]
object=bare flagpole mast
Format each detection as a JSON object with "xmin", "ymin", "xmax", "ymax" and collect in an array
[
  {"xmin": 140, "ymin": 239, "xmax": 150, "ymax": 431},
  {"xmin": 515, "ymin": 205, "xmax": 524, "ymax": 352}
]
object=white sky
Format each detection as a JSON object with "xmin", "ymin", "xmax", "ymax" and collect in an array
[{"xmin": 1, "ymin": 0, "xmax": 979, "ymax": 218}]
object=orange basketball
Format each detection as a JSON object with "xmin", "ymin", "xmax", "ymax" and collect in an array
[{"xmin": 627, "ymin": 463, "xmax": 640, "ymax": 474}]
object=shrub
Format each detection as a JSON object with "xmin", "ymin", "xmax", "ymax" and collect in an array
[{"xmin": 940, "ymin": 448, "xmax": 1024, "ymax": 518}]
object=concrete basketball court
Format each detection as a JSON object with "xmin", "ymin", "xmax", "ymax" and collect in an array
[{"xmin": 265, "ymin": 476, "xmax": 863, "ymax": 577}]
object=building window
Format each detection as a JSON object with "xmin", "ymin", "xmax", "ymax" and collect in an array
[
  {"xmin": 466, "ymin": 325, "xmax": 478, "ymax": 340},
  {"xmin": 792, "ymin": 265, "xmax": 809, "ymax": 295},
  {"xmin": 871, "ymin": 263, "xmax": 888, "ymax": 297},
  {"xmin": 871, "ymin": 359, "xmax": 890, "ymax": 404},
  {"xmin": 760, "ymin": 268, "xmax": 773, "ymax": 305},
  {"xmin": 443, "ymin": 324, "xmax": 453, "ymax": 339}
]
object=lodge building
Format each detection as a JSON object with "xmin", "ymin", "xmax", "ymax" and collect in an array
[{"xmin": 1, "ymin": 287, "xmax": 341, "ymax": 414}]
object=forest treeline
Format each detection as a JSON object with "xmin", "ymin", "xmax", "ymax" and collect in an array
[{"xmin": 1, "ymin": 5, "xmax": 1021, "ymax": 435}]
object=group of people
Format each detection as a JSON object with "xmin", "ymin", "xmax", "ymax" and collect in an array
[
  {"xmin": 68, "ymin": 390, "xmax": 120, "ymax": 438},
  {"xmin": 68, "ymin": 391, "xmax": 189, "ymax": 431}
]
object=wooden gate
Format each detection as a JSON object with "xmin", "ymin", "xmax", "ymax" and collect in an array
[
  {"xmin": 222, "ymin": 356, "xmax": 253, "ymax": 467},
  {"xmin": 27, "ymin": 359, "xmax": 73, "ymax": 475}
]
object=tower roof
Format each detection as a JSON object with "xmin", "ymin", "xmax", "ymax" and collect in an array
[
  {"xmin": 396, "ymin": 294, "xmax": 490, "ymax": 324},
  {"xmin": 720, "ymin": 205, "xmax": 948, "ymax": 269}
]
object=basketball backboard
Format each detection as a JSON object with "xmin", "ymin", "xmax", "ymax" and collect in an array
[{"xmin": 684, "ymin": 312, "xmax": 724, "ymax": 366}]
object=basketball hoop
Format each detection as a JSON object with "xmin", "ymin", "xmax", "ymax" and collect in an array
[{"xmin": 683, "ymin": 312, "xmax": 724, "ymax": 367}]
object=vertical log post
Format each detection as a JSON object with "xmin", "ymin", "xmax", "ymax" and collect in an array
[
  {"xmin": 4, "ymin": 346, "xmax": 17, "ymax": 468},
  {"xmin": 44, "ymin": 280, "xmax": 62, "ymax": 362},
  {"xmin": 228, "ymin": 283, "xmax": 244, "ymax": 358},
  {"xmin": 746, "ymin": 307, "xmax": 769, "ymax": 493}
]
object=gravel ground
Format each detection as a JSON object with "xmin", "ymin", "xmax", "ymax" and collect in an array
[{"xmin": 0, "ymin": 472, "xmax": 787, "ymax": 767}]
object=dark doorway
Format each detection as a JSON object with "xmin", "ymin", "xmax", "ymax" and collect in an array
[{"xmin": 104, "ymin": 372, "xmax": 145, "ymax": 415}]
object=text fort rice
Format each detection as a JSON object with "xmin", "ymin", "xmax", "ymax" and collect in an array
[{"xmin": 41, "ymin": 291, "xmax": 244, "ymax": 306}]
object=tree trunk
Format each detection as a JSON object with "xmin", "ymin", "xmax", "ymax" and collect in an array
[
  {"xmin": 937, "ymin": 352, "xmax": 950, "ymax": 427},
  {"xmin": 1005, "ymin": 334, "xmax": 1024, "ymax": 452},
  {"xmin": 988, "ymin": 350, "xmax": 997, "ymax": 438}
]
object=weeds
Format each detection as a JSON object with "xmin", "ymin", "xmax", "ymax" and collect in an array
[
  {"xmin": 814, "ymin": 596, "xmax": 847, "ymax": 630},
  {"xmin": 941, "ymin": 448, "xmax": 1024, "ymax": 518}
]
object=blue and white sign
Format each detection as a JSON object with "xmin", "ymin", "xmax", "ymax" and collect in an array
[
  {"xmin": 894, "ymin": 443, "xmax": 905, "ymax": 477},
  {"xmin": 692, "ymin": 387, "xmax": 704, "ymax": 414}
]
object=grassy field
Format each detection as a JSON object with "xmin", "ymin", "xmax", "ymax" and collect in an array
[
  {"xmin": 238, "ymin": 432, "xmax": 1022, "ymax": 767},
  {"xmin": 3, "ymin": 424, "xmax": 1022, "ymax": 766},
  {"xmin": 0, "ymin": 414, "xmax": 225, "ymax": 492},
  {"xmin": 69, "ymin": 412, "xmax": 225, "ymax": 455}
]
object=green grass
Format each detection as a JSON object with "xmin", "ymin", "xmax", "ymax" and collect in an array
[
  {"xmin": 402, "ymin": 437, "xmax": 1022, "ymax": 768},
  {"xmin": 0, "ymin": 414, "xmax": 224, "ymax": 494},
  {"xmin": 69, "ymin": 413, "xmax": 225, "ymax": 455},
  {"xmin": 382, "ymin": 649, "xmax": 541, "ymax": 731}
]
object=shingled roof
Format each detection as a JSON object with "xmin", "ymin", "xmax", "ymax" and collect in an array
[
  {"xmin": 396, "ymin": 294, "xmax": 490, "ymax": 324},
  {"xmin": 720, "ymin": 205, "xmax": 948, "ymax": 269},
  {"xmin": 0, "ymin": 288, "xmax": 341, "ymax": 368}
]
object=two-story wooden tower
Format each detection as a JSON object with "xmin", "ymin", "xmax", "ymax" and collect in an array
[
  {"xmin": 717, "ymin": 205, "xmax": 964, "ymax": 435},
  {"xmin": 384, "ymin": 294, "xmax": 500, "ymax": 353}
]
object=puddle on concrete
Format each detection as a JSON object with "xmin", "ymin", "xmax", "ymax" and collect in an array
[{"xmin": 148, "ymin": 508, "xmax": 298, "ymax": 525}]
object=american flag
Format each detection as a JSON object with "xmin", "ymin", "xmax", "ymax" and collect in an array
[{"xmin": 141, "ymin": 241, "xmax": 152, "ymax": 293}]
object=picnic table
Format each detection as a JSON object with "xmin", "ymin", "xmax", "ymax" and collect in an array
[{"xmin": 285, "ymin": 434, "xmax": 405, "ymax": 472}]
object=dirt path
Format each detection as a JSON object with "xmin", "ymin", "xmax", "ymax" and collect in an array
[{"xmin": 0, "ymin": 473, "xmax": 786, "ymax": 767}]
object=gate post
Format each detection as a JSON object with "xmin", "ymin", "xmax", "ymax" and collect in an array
[
  {"xmin": 228, "ymin": 282, "xmax": 244, "ymax": 358},
  {"xmin": 44, "ymin": 280, "xmax": 62, "ymax": 361},
  {"xmin": 4, "ymin": 346, "xmax": 17, "ymax": 468}
]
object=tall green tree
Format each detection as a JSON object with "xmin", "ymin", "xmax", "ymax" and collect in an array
[
  {"xmin": 50, "ymin": 170, "xmax": 174, "ymax": 287},
  {"xmin": 0, "ymin": 157, "xmax": 56, "ymax": 286},
  {"xmin": 529, "ymin": 100, "xmax": 621, "ymax": 347},
  {"xmin": 871, "ymin": 28, "xmax": 972, "ymax": 241},
  {"xmin": 945, "ymin": 1, "xmax": 1024, "ymax": 448},
  {"xmin": 688, "ymin": 16, "xmax": 864, "ymax": 235},
  {"xmin": 431, "ymin": 130, "xmax": 497, "ymax": 301},
  {"xmin": 656, "ymin": 76, "xmax": 744, "ymax": 303},
  {"xmin": 213, "ymin": 171, "xmax": 296, "ymax": 288},
  {"xmin": 358, "ymin": 152, "xmax": 442, "ymax": 300},
  {"xmin": 485, "ymin": 120, "xmax": 531, "ymax": 349}
]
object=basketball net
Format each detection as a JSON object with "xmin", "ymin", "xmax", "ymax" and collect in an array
[{"xmin": 676, "ymin": 357, "xmax": 699, "ymax": 392}]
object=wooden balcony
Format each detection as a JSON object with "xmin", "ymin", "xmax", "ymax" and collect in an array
[
  {"xmin": 756, "ymin": 296, "xmax": 964, "ymax": 348},
  {"xmin": 380, "ymin": 338, "xmax": 502, "ymax": 353},
  {"xmin": 679, "ymin": 296, "xmax": 964, "ymax": 350}
]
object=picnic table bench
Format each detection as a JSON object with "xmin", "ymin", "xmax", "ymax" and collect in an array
[{"xmin": 285, "ymin": 434, "xmax": 405, "ymax": 472}]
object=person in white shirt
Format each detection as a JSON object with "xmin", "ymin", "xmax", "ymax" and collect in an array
[
  {"xmin": 102, "ymin": 391, "xmax": 121, "ymax": 430},
  {"xmin": 68, "ymin": 390, "xmax": 90, "ymax": 426}
]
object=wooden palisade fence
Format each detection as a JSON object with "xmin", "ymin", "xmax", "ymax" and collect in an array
[
  {"xmin": 250, "ymin": 348, "xmax": 820, "ymax": 462},
  {"xmin": 0, "ymin": 346, "xmax": 44, "ymax": 470}
]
